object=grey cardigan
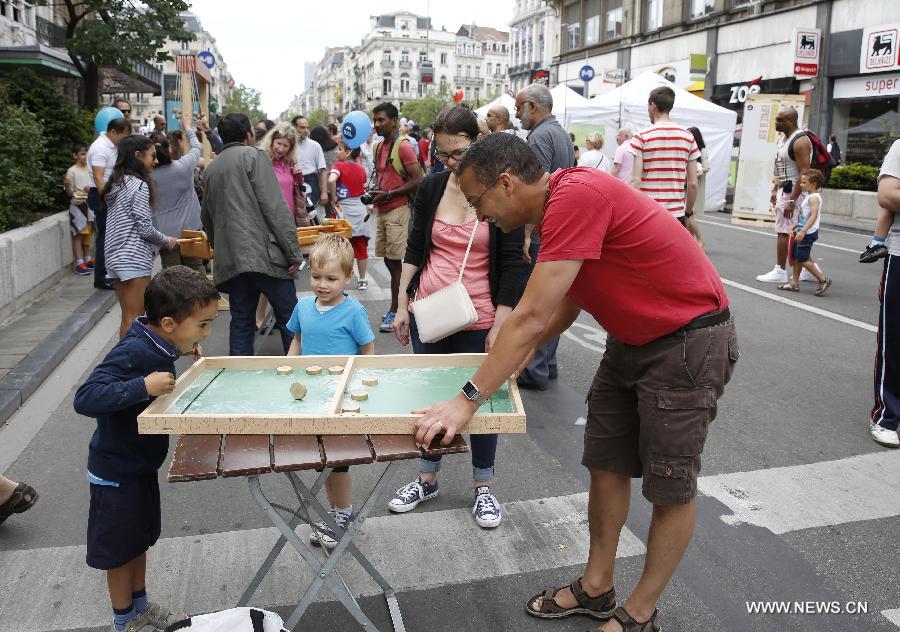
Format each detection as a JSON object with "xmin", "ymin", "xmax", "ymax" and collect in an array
[
  {"xmin": 200, "ymin": 142, "xmax": 302, "ymax": 289},
  {"xmin": 151, "ymin": 130, "xmax": 202, "ymax": 236}
]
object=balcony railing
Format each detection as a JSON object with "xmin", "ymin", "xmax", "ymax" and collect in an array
[
  {"xmin": 399, "ymin": 60, "xmax": 412, "ymax": 69},
  {"xmin": 381, "ymin": 60, "xmax": 394, "ymax": 69},
  {"xmin": 35, "ymin": 16, "xmax": 67, "ymax": 48}
]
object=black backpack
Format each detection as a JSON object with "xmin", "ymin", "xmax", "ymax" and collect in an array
[{"xmin": 788, "ymin": 130, "xmax": 837, "ymax": 182}]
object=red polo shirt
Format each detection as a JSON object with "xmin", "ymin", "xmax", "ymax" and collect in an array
[{"xmin": 536, "ymin": 167, "xmax": 728, "ymax": 345}]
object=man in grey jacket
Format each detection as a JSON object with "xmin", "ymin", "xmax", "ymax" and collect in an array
[
  {"xmin": 514, "ymin": 83, "xmax": 576, "ymax": 390},
  {"xmin": 201, "ymin": 113, "xmax": 302, "ymax": 355}
]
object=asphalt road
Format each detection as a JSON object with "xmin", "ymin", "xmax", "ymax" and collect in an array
[{"xmin": 1, "ymin": 212, "xmax": 898, "ymax": 632}]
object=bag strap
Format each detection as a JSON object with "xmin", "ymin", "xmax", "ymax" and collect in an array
[{"xmin": 457, "ymin": 219, "xmax": 480, "ymax": 284}]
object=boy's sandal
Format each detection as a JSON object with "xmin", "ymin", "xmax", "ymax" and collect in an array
[
  {"xmin": 525, "ymin": 577, "xmax": 616, "ymax": 620},
  {"xmin": 591, "ymin": 606, "xmax": 661, "ymax": 632},
  {"xmin": 776, "ymin": 283, "xmax": 799, "ymax": 292},
  {"xmin": 814, "ymin": 278, "xmax": 832, "ymax": 296},
  {"xmin": 0, "ymin": 482, "xmax": 38, "ymax": 525}
]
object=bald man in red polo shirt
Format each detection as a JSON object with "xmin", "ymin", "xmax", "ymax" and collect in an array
[{"xmin": 414, "ymin": 133, "xmax": 738, "ymax": 632}]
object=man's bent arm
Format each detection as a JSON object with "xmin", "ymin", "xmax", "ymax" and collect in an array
[
  {"xmin": 684, "ymin": 159, "xmax": 698, "ymax": 214},
  {"xmin": 878, "ymin": 176, "xmax": 900, "ymax": 213}
]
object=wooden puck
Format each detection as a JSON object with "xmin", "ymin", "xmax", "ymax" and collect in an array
[
  {"xmin": 290, "ymin": 382, "xmax": 308, "ymax": 400},
  {"xmin": 276, "ymin": 365, "xmax": 294, "ymax": 376},
  {"xmin": 341, "ymin": 403, "xmax": 360, "ymax": 413},
  {"xmin": 350, "ymin": 391, "xmax": 368, "ymax": 401},
  {"xmin": 328, "ymin": 365, "xmax": 345, "ymax": 375},
  {"xmin": 305, "ymin": 365, "xmax": 323, "ymax": 375},
  {"xmin": 361, "ymin": 376, "xmax": 379, "ymax": 386}
]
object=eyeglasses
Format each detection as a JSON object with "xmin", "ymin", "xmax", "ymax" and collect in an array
[
  {"xmin": 120, "ymin": 109, "xmax": 131, "ymax": 114},
  {"xmin": 466, "ymin": 177, "xmax": 499, "ymax": 211},
  {"xmin": 435, "ymin": 148, "xmax": 468, "ymax": 162}
]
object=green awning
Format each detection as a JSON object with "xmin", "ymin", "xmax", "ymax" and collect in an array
[{"xmin": 0, "ymin": 45, "xmax": 81, "ymax": 79}]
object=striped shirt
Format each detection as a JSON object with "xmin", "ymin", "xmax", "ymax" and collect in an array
[
  {"xmin": 629, "ymin": 123, "xmax": 700, "ymax": 217},
  {"xmin": 105, "ymin": 175, "xmax": 170, "ymax": 275}
]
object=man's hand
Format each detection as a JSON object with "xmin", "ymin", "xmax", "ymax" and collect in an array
[
  {"xmin": 370, "ymin": 191, "xmax": 390, "ymax": 206},
  {"xmin": 144, "ymin": 372, "xmax": 175, "ymax": 396},
  {"xmin": 288, "ymin": 262, "xmax": 301, "ymax": 275},
  {"xmin": 783, "ymin": 200, "xmax": 795, "ymax": 219},
  {"xmin": 319, "ymin": 192, "xmax": 329, "ymax": 205},
  {"xmin": 413, "ymin": 393, "xmax": 478, "ymax": 448}
]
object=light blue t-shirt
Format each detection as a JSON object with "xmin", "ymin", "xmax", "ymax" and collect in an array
[{"xmin": 287, "ymin": 294, "xmax": 375, "ymax": 355}]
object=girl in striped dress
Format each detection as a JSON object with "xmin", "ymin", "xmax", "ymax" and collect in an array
[{"xmin": 104, "ymin": 135, "xmax": 178, "ymax": 338}]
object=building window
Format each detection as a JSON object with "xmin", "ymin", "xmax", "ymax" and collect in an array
[
  {"xmin": 690, "ymin": 0, "xmax": 716, "ymax": 18},
  {"xmin": 475, "ymin": 65, "xmax": 480, "ymax": 77},
  {"xmin": 605, "ymin": 2, "xmax": 623, "ymax": 39},
  {"xmin": 383, "ymin": 74, "xmax": 392, "ymax": 94},
  {"xmin": 400, "ymin": 74, "xmax": 410, "ymax": 93},
  {"xmin": 419, "ymin": 50, "xmax": 427, "ymax": 62},
  {"xmin": 474, "ymin": 87, "xmax": 480, "ymax": 101},
  {"xmin": 180, "ymin": 40, "xmax": 189, "ymax": 52},
  {"xmin": 564, "ymin": 2, "xmax": 581, "ymax": 52},
  {"xmin": 457, "ymin": 64, "xmax": 462, "ymax": 77},
  {"xmin": 583, "ymin": 0, "xmax": 600, "ymax": 46},
  {"xmin": 383, "ymin": 50, "xmax": 392, "ymax": 62},
  {"xmin": 440, "ymin": 75, "xmax": 448, "ymax": 87},
  {"xmin": 440, "ymin": 52, "xmax": 448, "ymax": 64},
  {"xmin": 466, "ymin": 65, "xmax": 471, "ymax": 77},
  {"xmin": 401, "ymin": 50, "xmax": 409, "ymax": 62},
  {"xmin": 646, "ymin": 0, "xmax": 663, "ymax": 30},
  {"xmin": 487, "ymin": 62, "xmax": 493, "ymax": 75}
]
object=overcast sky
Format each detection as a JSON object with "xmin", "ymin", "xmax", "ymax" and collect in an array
[{"xmin": 186, "ymin": 1, "xmax": 515, "ymax": 117}]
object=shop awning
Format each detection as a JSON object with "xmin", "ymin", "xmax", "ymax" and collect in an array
[
  {"xmin": 0, "ymin": 44, "xmax": 81, "ymax": 78},
  {"xmin": 100, "ymin": 58, "xmax": 162, "ymax": 95}
]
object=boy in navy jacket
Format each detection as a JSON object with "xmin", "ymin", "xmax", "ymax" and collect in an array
[{"xmin": 74, "ymin": 266, "xmax": 219, "ymax": 632}]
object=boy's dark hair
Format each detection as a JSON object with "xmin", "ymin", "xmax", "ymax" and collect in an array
[
  {"xmin": 373, "ymin": 102, "xmax": 399, "ymax": 120},
  {"xmin": 648, "ymin": 87, "xmax": 676, "ymax": 114},
  {"xmin": 310, "ymin": 125, "xmax": 337, "ymax": 151},
  {"xmin": 72, "ymin": 142, "xmax": 88, "ymax": 154},
  {"xmin": 105, "ymin": 134, "xmax": 156, "ymax": 207},
  {"xmin": 350, "ymin": 147, "xmax": 361, "ymax": 160},
  {"xmin": 107, "ymin": 117, "xmax": 133, "ymax": 135},
  {"xmin": 218, "ymin": 112, "xmax": 252, "ymax": 144},
  {"xmin": 802, "ymin": 168, "xmax": 824, "ymax": 188},
  {"xmin": 457, "ymin": 132, "xmax": 544, "ymax": 187},
  {"xmin": 432, "ymin": 105, "xmax": 479, "ymax": 140},
  {"xmin": 145, "ymin": 266, "xmax": 220, "ymax": 325}
]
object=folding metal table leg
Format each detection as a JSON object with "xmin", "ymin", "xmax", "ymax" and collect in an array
[
  {"xmin": 238, "ymin": 469, "xmax": 332, "ymax": 607},
  {"xmin": 283, "ymin": 463, "xmax": 406, "ymax": 632}
]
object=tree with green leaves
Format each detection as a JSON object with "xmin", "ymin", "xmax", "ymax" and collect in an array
[
  {"xmin": 0, "ymin": 105, "xmax": 53, "ymax": 231},
  {"xmin": 401, "ymin": 95, "xmax": 451, "ymax": 129},
  {"xmin": 32, "ymin": 0, "xmax": 195, "ymax": 108},
  {"xmin": 222, "ymin": 83, "xmax": 267, "ymax": 123}
]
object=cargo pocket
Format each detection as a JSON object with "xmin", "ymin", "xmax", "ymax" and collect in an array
[
  {"xmin": 653, "ymin": 386, "xmax": 716, "ymax": 457},
  {"xmin": 645, "ymin": 456, "xmax": 693, "ymax": 505},
  {"xmin": 265, "ymin": 233, "xmax": 288, "ymax": 269}
]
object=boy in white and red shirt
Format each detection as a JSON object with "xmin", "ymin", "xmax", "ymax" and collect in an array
[
  {"xmin": 328, "ymin": 140, "xmax": 371, "ymax": 289},
  {"xmin": 629, "ymin": 86, "xmax": 700, "ymax": 226}
]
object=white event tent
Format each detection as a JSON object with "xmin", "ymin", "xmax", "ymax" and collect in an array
[
  {"xmin": 566, "ymin": 72, "xmax": 737, "ymax": 212},
  {"xmin": 474, "ymin": 85, "xmax": 591, "ymax": 129}
]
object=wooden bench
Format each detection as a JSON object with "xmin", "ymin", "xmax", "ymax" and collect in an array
[{"xmin": 167, "ymin": 432, "xmax": 469, "ymax": 631}]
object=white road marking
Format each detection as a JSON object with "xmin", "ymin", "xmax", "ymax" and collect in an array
[
  {"xmin": 697, "ymin": 451, "xmax": 900, "ymax": 534},
  {"xmin": 881, "ymin": 608, "xmax": 900, "ymax": 627},
  {"xmin": 562, "ymin": 322, "xmax": 608, "ymax": 353},
  {"xmin": 720, "ymin": 278, "xmax": 877, "ymax": 333},
  {"xmin": 696, "ymin": 218, "xmax": 862, "ymax": 254},
  {"xmin": 0, "ymin": 491, "xmax": 645, "ymax": 632},
  {"xmin": 0, "ymin": 306, "xmax": 119, "ymax": 472}
]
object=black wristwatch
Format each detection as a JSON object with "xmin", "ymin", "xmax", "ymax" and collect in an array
[{"xmin": 462, "ymin": 381, "xmax": 488, "ymax": 407}]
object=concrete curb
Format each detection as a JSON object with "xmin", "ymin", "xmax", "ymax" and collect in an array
[{"xmin": 0, "ymin": 289, "xmax": 116, "ymax": 425}]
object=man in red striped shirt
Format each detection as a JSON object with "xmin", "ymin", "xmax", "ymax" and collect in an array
[{"xmin": 629, "ymin": 87, "xmax": 700, "ymax": 226}]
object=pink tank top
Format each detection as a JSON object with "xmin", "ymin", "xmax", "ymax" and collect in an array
[
  {"xmin": 272, "ymin": 160, "xmax": 296, "ymax": 212},
  {"xmin": 415, "ymin": 218, "xmax": 495, "ymax": 330}
]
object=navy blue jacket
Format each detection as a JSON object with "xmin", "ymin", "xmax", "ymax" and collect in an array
[{"xmin": 74, "ymin": 318, "xmax": 178, "ymax": 482}]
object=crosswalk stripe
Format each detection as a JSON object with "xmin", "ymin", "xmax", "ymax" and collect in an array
[
  {"xmin": 881, "ymin": 608, "xmax": 900, "ymax": 627},
  {"xmin": 697, "ymin": 451, "xmax": 900, "ymax": 534},
  {"xmin": 0, "ymin": 491, "xmax": 645, "ymax": 632},
  {"xmin": 696, "ymin": 217, "xmax": 863, "ymax": 254}
]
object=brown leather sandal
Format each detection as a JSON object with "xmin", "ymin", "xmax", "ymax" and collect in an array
[
  {"xmin": 594, "ymin": 606, "xmax": 661, "ymax": 631},
  {"xmin": 0, "ymin": 482, "xmax": 38, "ymax": 525},
  {"xmin": 525, "ymin": 577, "xmax": 616, "ymax": 620}
]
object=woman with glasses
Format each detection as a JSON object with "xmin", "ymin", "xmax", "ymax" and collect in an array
[{"xmin": 388, "ymin": 106, "xmax": 527, "ymax": 528}]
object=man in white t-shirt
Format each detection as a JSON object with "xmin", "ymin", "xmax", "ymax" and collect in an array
[
  {"xmin": 291, "ymin": 115, "xmax": 328, "ymax": 214},
  {"xmin": 86, "ymin": 117, "xmax": 132, "ymax": 289},
  {"xmin": 612, "ymin": 128, "xmax": 634, "ymax": 183},
  {"xmin": 870, "ymin": 139, "xmax": 900, "ymax": 448}
]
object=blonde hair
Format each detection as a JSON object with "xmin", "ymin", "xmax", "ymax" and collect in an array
[
  {"xmin": 310, "ymin": 233, "xmax": 354, "ymax": 276},
  {"xmin": 260, "ymin": 123, "xmax": 298, "ymax": 163},
  {"xmin": 586, "ymin": 132, "xmax": 604, "ymax": 149}
]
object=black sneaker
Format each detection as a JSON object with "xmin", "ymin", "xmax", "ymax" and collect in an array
[{"xmin": 860, "ymin": 243, "xmax": 888, "ymax": 263}]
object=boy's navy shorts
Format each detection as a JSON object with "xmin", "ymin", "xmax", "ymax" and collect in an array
[
  {"xmin": 793, "ymin": 230, "xmax": 818, "ymax": 263},
  {"xmin": 86, "ymin": 474, "xmax": 161, "ymax": 570}
]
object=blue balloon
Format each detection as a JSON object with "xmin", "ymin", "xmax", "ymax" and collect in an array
[
  {"xmin": 94, "ymin": 107, "xmax": 124, "ymax": 135},
  {"xmin": 340, "ymin": 111, "xmax": 372, "ymax": 149}
]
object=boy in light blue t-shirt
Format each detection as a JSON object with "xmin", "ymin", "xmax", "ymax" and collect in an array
[{"xmin": 287, "ymin": 234, "xmax": 374, "ymax": 549}]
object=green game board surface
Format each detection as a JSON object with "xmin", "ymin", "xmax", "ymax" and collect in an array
[{"xmin": 165, "ymin": 366, "xmax": 515, "ymax": 415}]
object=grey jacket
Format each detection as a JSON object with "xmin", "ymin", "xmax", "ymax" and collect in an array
[
  {"xmin": 152, "ymin": 130, "xmax": 202, "ymax": 236},
  {"xmin": 200, "ymin": 142, "xmax": 302, "ymax": 290}
]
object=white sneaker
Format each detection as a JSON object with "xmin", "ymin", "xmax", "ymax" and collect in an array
[
  {"xmin": 756, "ymin": 266, "xmax": 788, "ymax": 283},
  {"xmin": 472, "ymin": 486, "xmax": 502, "ymax": 528},
  {"xmin": 799, "ymin": 267, "xmax": 818, "ymax": 282},
  {"xmin": 870, "ymin": 422, "xmax": 900, "ymax": 448}
]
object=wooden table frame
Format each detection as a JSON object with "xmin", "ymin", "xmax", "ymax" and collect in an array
[{"xmin": 139, "ymin": 354, "xmax": 526, "ymax": 436}]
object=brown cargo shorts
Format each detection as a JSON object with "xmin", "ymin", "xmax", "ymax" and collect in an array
[{"xmin": 582, "ymin": 317, "xmax": 738, "ymax": 505}]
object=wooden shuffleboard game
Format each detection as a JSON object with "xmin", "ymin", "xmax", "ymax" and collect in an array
[{"xmin": 138, "ymin": 353, "xmax": 525, "ymax": 436}]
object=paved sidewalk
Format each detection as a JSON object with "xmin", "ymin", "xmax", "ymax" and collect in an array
[{"xmin": 0, "ymin": 273, "xmax": 116, "ymax": 424}]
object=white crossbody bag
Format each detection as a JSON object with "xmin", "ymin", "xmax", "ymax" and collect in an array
[{"xmin": 409, "ymin": 219, "xmax": 480, "ymax": 343}]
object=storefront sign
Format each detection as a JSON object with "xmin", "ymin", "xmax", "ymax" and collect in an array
[
  {"xmin": 711, "ymin": 78, "xmax": 800, "ymax": 112},
  {"xmin": 793, "ymin": 28, "xmax": 820, "ymax": 77},
  {"xmin": 531, "ymin": 69, "xmax": 550, "ymax": 85},
  {"xmin": 833, "ymin": 72, "xmax": 900, "ymax": 99},
  {"xmin": 860, "ymin": 23, "xmax": 900, "ymax": 74},
  {"xmin": 603, "ymin": 68, "xmax": 624, "ymax": 84}
]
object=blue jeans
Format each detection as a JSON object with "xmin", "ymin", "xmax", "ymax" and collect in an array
[
  {"xmin": 518, "ymin": 237, "xmax": 559, "ymax": 386},
  {"xmin": 410, "ymin": 316, "xmax": 497, "ymax": 482},
  {"xmin": 227, "ymin": 273, "xmax": 298, "ymax": 355},
  {"xmin": 87, "ymin": 188, "xmax": 107, "ymax": 286}
]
